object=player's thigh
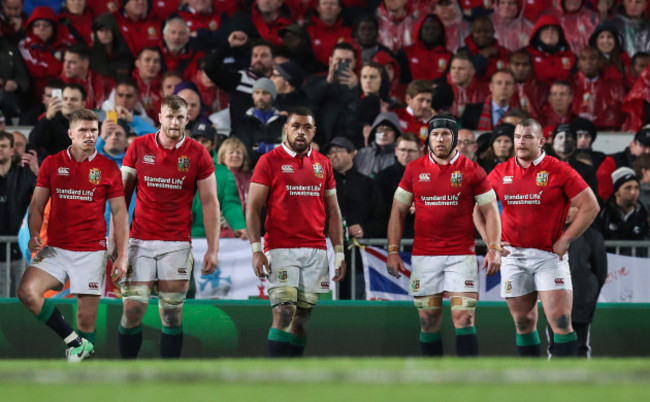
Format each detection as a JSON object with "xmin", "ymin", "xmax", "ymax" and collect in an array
[
  {"xmin": 539, "ymin": 289, "xmax": 573, "ymax": 318},
  {"xmin": 500, "ymin": 248, "xmax": 536, "ymax": 298},
  {"xmin": 409, "ymin": 255, "xmax": 446, "ymax": 297},
  {"xmin": 532, "ymin": 250, "xmax": 573, "ymax": 293},
  {"xmin": 156, "ymin": 241, "xmax": 194, "ymax": 282},
  {"xmin": 297, "ymin": 248, "xmax": 330, "ymax": 294},
  {"xmin": 266, "ymin": 249, "xmax": 302, "ymax": 291},
  {"xmin": 24, "ymin": 246, "xmax": 70, "ymax": 294},
  {"xmin": 124, "ymin": 239, "xmax": 157, "ymax": 283},
  {"xmin": 66, "ymin": 250, "xmax": 107, "ymax": 296},
  {"xmin": 505, "ymin": 292, "xmax": 539, "ymax": 321},
  {"xmin": 443, "ymin": 255, "xmax": 479, "ymax": 293}
]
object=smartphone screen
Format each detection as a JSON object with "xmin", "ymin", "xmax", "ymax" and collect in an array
[
  {"xmin": 52, "ymin": 89, "xmax": 62, "ymax": 99},
  {"xmin": 336, "ymin": 61, "xmax": 349, "ymax": 78},
  {"xmin": 106, "ymin": 110, "xmax": 117, "ymax": 123}
]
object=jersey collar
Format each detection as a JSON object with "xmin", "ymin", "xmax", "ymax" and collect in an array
[
  {"xmin": 515, "ymin": 151, "xmax": 546, "ymax": 167},
  {"xmin": 66, "ymin": 147, "xmax": 97, "ymax": 162},
  {"xmin": 155, "ymin": 131, "xmax": 187, "ymax": 149},
  {"xmin": 428, "ymin": 149, "xmax": 460, "ymax": 165},
  {"xmin": 282, "ymin": 142, "xmax": 312, "ymax": 158}
]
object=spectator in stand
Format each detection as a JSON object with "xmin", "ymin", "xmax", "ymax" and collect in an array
[
  {"xmin": 394, "ymin": 80, "xmax": 434, "ymax": 144},
  {"xmin": 507, "ymin": 50, "xmax": 545, "ymax": 120},
  {"xmin": 174, "ymin": 81, "xmax": 212, "ymax": 131},
  {"xmin": 101, "ymin": 78, "xmax": 157, "ymax": 129},
  {"xmin": 549, "ymin": 0, "xmax": 599, "ymax": 54},
  {"xmin": 491, "ymin": 0, "xmax": 533, "ymax": 52},
  {"xmin": 90, "ymin": 12, "xmax": 135, "ymax": 80},
  {"xmin": 521, "ymin": 0, "xmax": 552, "ymax": 22},
  {"xmin": 1, "ymin": 0, "xmax": 28, "ymax": 41},
  {"xmin": 354, "ymin": 111, "xmax": 401, "ymax": 177},
  {"xmin": 434, "ymin": 0, "xmax": 471, "ymax": 53},
  {"xmin": 276, "ymin": 23, "xmax": 323, "ymax": 75},
  {"xmin": 377, "ymin": 0, "xmax": 420, "ymax": 54},
  {"xmin": 548, "ymin": 123, "xmax": 599, "ymax": 195},
  {"xmin": 539, "ymin": 80, "xmax": 577, "ymax": 130},
  {"xmin": 61, "ymin": 44, "xmax": 116, "ymax": 109},
  {"xmin": 353, "ymin": 14, "xmax": 391, "ymax": 62},
  {"xmin": 611, "ymin": 127, "xmax": 650, "ymax": 169},
  {"xmin": 621, "ymin": 63, "xmax": 650, "ymax": 132},
  {"xmin": 398, "ymin": 14, "xmax": 452, "ymax": 83},
  {"xmin": 177, "ymin": 0, "xmax": 231, "ymax": 52},
  {"xmin": 270, "ymin": 61, "xmax": 312, "ymax": 115},
  {"xmin": 58, "ymin": 0, "xmax": 93, "ymax": 46},
  {"xmin": 572, "ymin": 46, "xmax": 626, "ymax": 130},
  {"xmin": 465, "ymin": 69, "xmax": 518, "ymax": 131},
  {"xmin": 20, "ymin": 78, "xmax": 64, "ymax": 125},
  {"xmin": 607, "ymin": 0, "xmax": 650, "ymax": 57},
  {"xmin": 479, "ymin": 122, "xmax": 514, "ymax": 174},
  {"xmin": 572, "ymin": 117, "xmax": 617, "ymax": 201},
  {"xmin": 113, "ymin": 0, "xmax": 162, "ymax": 57},
  {"xmin": 160, "ymin": 17, "xmax": 203, "ymax": 81},
  {"xmin": 192, "ymin": 57, "xmax": 229, "ymax": 115},
  {"xmin": 228, "ymin": 0, "xmax": 291, "ymax": 46},
  {"xmin": 17, "ymin": 7, "xmax": 66, "ymax": 102},
  {"xmin": 448, "ymin": 51, "xmax": 490, "ymax": 119},
  {"xmin": 205, "ymin": 32, "xmax": 275, "ymax": 123},
  {"xmin": 130, "ymin": 47, "xmax": 162, "ymax": 122},
  {"xmin": 459, "ymin": 16, "xmax": 510, "ymax": 82},
  {"xmin": 28, "ymin": 83, "xmax": 85, "ymax": 160},
  {"xmin": 356, "ymin": 61, "xmax": 391, "ymax": 106},
  {"xmin": 526, "ymin": 15, "xmax": 576, "ymax": 86},
  {"xmin": 85, "ymin": 0, "xmax": 119, "ymax": 17},
  {"xmin": 457, "ymin": 128, "xmax": 478, "ymax": 161},
  {"xmin": 306, "ymin": 0, "xmax": 353, "ymax": 69},
  {"xmin": 633, "ymin": 154, "xmax": 650, "ymax": 212},
  {"xmin": 218, "ymin": 137, "xmax": 253, "ymax": 220},
  {"xmin": 151, "ymin": 0, "xmax": 183, "ymax": 20},
  {"xmin": 0, "ymin": 28, "xmax": 30, "ymax": 122},
  {"xmin": 629, "ymin": 52, "xmax": 650, "ymax": 84},
  {"xmin": 588, "ymin": 20, "xmax": 630, "ymax": 85},
  {"xmin": 161, "ymin": 70, "xmax": 182, "ymax": 97}
]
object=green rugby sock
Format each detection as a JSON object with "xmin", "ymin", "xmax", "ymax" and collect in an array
[
  {"xmin": 553, "ymin": 332, "xmax": 578, "ymax": 357},
  {"xmin": 516, "ymin": 331, "xmax": 541, "ymax": 357},
  {"xmin": 268, "ymin": 328, "xmax": 293, "ymax": 358},
  {"xmin": 455, "ymin": 327, "xmax": 478, "ymax": 357},
  {"xmin": 419, "ymin": 331, "xmax": 442, "ymax": 356}
]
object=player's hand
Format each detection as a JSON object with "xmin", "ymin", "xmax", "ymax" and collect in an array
[
  {"xmin": 28, "ymin": 236, "xmax": 43, "ymax": 253},
  {"xmin": 332, "ymin": 260, "xmax": 346, "ymax": 282},
  {"xmin": 552, "ymin": 238, "xmax": 570, "ymax": 260},
  {"xmin": 234, "ymin": 229, "xmax": 249, "ymax": 240},
  {"xmin": 482, "ymin": 249, "xmax": 501, "ymax": 276},
  {"xmin": 111, "ymin": 256, "xmax": 127, "ymax": 282},
  {"xmin": 499, "ymin": 241, "xmax": 511, "ymax": 257},
  {"xmin": 386, "ymin": 253, "xmax": 404, "ymax": 278},
  {"xmin": 252, "ymin": 251, "xmax": 270, "ymax": 278},
  {"xmin": 202, "ymin": 249, "xmax": 219, "ymax": 274}
]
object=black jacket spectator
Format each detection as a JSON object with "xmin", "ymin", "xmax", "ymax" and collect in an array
[
  {"xmin": 231, "ymin": 109, "xmax": 286, "ymax": 167},
  {"xmin": 596, "ymin": 197, "xmax": 649, "ymax": 242},
  {"xmin": 0, "ymin": 161, "xmax": 36, "ymax": 262},
  {"xmin": 0, "ymin": 34, "xmax": 30, "ymax": 119},
  {"xmin": 375, "ymin": 162, "xmax": 414, "ymax": 239},
  {"xmin": 29, "ymin": 113, "xmax": 70, "ymax": 161}
]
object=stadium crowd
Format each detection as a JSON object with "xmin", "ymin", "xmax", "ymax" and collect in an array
[{"xmin": 2, "ymin": 0, "xmax": 650, "ymax": 302}]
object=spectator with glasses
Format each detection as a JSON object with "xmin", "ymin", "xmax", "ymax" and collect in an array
[{"xmin": 456, "ymin": 128, "xmax": 478, "ymax": 161}]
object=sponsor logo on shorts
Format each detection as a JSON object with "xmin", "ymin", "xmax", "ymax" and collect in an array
[
  {"xmin": 143, "ymin": 155, "xmax": 156, "ymax": 165},
  {"xmin": 177, "ymin": 156, "xmax": 190, "ymax": 172},
  {"xmin": 57, "ymin": 167, "xmax": 70, "ymax": 176},
  {"xmin": 411, "ymin": 279, "xmax": 420, "ymax": 292},
  {"xmin": 177, "ymin": 267, "xmax": 188, "ymax": 275},
  {"xmin": 88, "ymin": 282, "xmax": 99, "ymax": 290},
  {"xmin": 503, "ymin": 176, "xmax": 513, "ymax": 184},
  {"xmin": 313, "ymin": 162, "xmax": 324, "ymax": 179},
  {"xmin": 504, "ymin": 280, "xmax": 512, "ymax": 294},
  {"xmin": 451, "ymin": 171, "xmax": 463, "ymax": 188},
  {"xmin": 321, "ymin": 281, "xmax": 330, "ymax": 289},
  {"xmin": 278, "ymin": 270, "xmax": 288, "ymax": 282},
  {"xmin": 555, "ymin": 278, "xmax": 565, "ymax": 285},
  {"xmin": 536, "ymin": 171, "xmax": 549, "ymax": 187},
  {"xmin": 465, "ymin": 280, "xmax": 474, "ymax": 287},
  {"xmin": 281, "ymin": 164, "xmax": 294, "ymax": 173},
  {"xmin": 88, "ymin": 168, "xmax": 101, "ymax": 185},
  {"xmin": 419, "ymin": 173, "xmax": 430, "ymax": 182},
  {"xmin": 32, "ymin": 253, "xmax": 44, "ymax": 264}
]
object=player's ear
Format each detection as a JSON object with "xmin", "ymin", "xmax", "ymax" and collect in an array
[{"xmin": 68, "ymin": 129, "xmax": 73, "ymax": 140}]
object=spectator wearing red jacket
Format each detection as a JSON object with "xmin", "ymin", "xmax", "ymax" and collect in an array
[
  {"xmin": 151, "ymin": 0, "xmax": 181, "ymax": 20},
  {"xmin": 372, "ymin": 49, "xmax": 405, "ymax": 105},
  {"xmin": 60, "ymin": 43, "xmax": 116, "ymax": 109},
  {"xmin": 132, "ymin": 47, "xmax": 162, "ymax": 121},
  {"xmin": 306, "ymin": 0, "xmax": 353, "ymax": 68},
  {"xmin": 58, "ymin": 0, "xmax": 94, "ymax": 46},
  {"xmin": 0, "ymin": 0, "xmax": 28, "ymax": 42},
  {"xmin": 87, "ymin": 0, "xmax": 121, "ymax": 17},
  {"xmin": 17, "ymin": 6, "xmax": 67, "ymax": 101},
  {"xmin": 539, "ymin": 80, "xmax": 577, "ymax": 130},
  {"xmin": 177, "ymin": 0, "xmax": 232, "ymax": 52},
  {"xmin": 354, "ymin": 15, "xmax": 392, "ymax": 63},
  {"xmin": 459, "ymin": 16, "xmax": 511, "ymax": 82},
  {"xmin": 521, "ymin": 0, "xmax": 552, "ymax": 23},
  {"xmin": 458, "ymin": 0, "xmax": 494, "ymax": 17},
  {"xmin": 508, "ymin": 49, "xmax": 546, "ymax": 120},
  {"xmin": 526, "ymin": 14, "xmax": 576, "ymax": 86},
  {"xmin": 394, "ymin": 79, "xmax": 433, "ymax": 144},
  {"xmin": 433, "ymin": 0, "xmax": 471, "ymax": 53},
  {"xmin": 113, "ymin": 0, "xmax": 162, "ymax": 57},
  {"xmin": 229, "ymin": 0, "xmax": 291, "ymax": 46},
  {"xmin": 492, "ymin": 0, "xmax": 533, "ymax": 51},
  {"xmin": 548, "ymin": 0, "xmax": 599, "ymax": 54},
  {"xmin": 589, "ymin": 20, "xmax": 631, "ymax": 85},
  {"xmin": 398, "ymin": 14, "xmax": 452, "ymax": 83},
  {"xmin": 377, "ymin": 0, "xmax": 420, "ymax": 54},
  {"xmin": 159, "ymin": 17, "xmax": 204, "ymax": 81},
  {"xmin": 572, "ymin": 46, "xmax": 626, "ymax": 130},
  {"xmin": 447, "ymin": 51, "xmax": 490, "ymax": 118}
]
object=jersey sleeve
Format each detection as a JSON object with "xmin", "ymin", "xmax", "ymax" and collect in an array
[
  {"xmin": 122, "ymin": 139, "xmax": 137, "ymax": 169},
  {"xmin": 472, "ymin": 163, "xmax": 492, "ymax": 195},
  {"xmin": 250, "ymin": 154, "xmax": 271, "ymax": 187},
  {"xmin": 398, "ymin": 162, "xmax": 414, "ymax": 193},
  {"xmin": 561, "ymin": 162, "xmax": 589, "ymax": 199},
  {"xmin": 106, "ymin": 162, "xmax": 125, "ymax": 199},
  {"xmin": 324, "ymin": 159, "xmax": 336, "ymax": 190},
  {"xmin": 486, "ymin": 167, "xmax": 500, "ymax": 198},
  {"xmin": 36, "ymin": 156, "xmax": 52, "ymax": 189},
  {"xmin": 197, "ymin": 146, "xmax": 216, "ymax": 181}
]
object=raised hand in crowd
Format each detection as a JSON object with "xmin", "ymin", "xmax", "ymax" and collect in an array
[
  {"xmin": 21, "ymin": 149, "xmax": 39, "ymax": 176},
  {"xmin": 114, "ymin": 105, "xmax": 133, "ymax": 123},
  {"xmin": 228, "ymin": 31, "xmax": 248, "ymax": 48},
  {"xmin": 45, "ymin": 96, "xmax": 63, "ymax": 120}
]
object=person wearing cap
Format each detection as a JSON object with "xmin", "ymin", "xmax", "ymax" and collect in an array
[
  {"xmin": 306, "ymin": 0, "xmax": 354, "ymax": 68},
  {"xmin": 571, "ymin": 117, "xmax": 617, "ymax": 200},
  {"xmin": 485, "ymin": 118, "xmax": 600, "ymax": 357},
  {"xmin": 327, "ymin": 136, "xmax": 385, "ymax": 299},
  {"xmin": 611, "ymin": 127, "xmax": 650, "ymax": 169},
  {"xmin": 271, "ymin": 61, "xmax": 313, "ymax": 114},
  {"xmin": 277, "ymin": 23, "xmax": 323, "ymax": 76},
  {"xmin": 386, "ymin": 113, "xmax": 501, "ymax": 356},
  {"xmin": 596, "ymin": 167, "xmax": 649, "ymax": 248},
  {"xmin": 354, "ymin": 111, "xmax": 401, "ymax": 177},
  {"xmin": 231, "ymin": 77, "xmax": 286, "ymax": 167},
  {"xmin": 479, "ymin": 123, "xmax": 514, "ymax": 174}
]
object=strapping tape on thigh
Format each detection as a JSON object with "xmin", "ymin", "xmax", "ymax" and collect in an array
[
  {"xmin": 297, "ymin": 290, "xmax": 318, "ymax": 309},
  {"xmin": 414, "ymin": 296, "xmax": 442, "ymax": 310},
  {"xmin": 269, "ymin": 287, "xmax": 297, "ymax": 308},
  {"xmin": 450, "ymin": 296, "xmax": 477, "ymax": 311},
  {"xmin": 158, "ymin": 291, "xmax": 186, "ymax": 309},
  {"xmin": 120, "ymin": 283, "xmax": 151, "ymax": 304}
]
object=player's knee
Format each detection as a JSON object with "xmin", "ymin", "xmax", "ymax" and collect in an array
[
  {"xmin": 273, "ymin": 304, "xmax": 296, "ymax": 329},
  {"xmin": 17, "ymin": 281, "xmax": 38, "ymax": 306},
  {"xmin": 76, "ymin": 311, "xmax": 96, "ymax": 329},
  {"xmin": 554, "ymin": 314, "xmax": 572, "ymax": 332},
  {"xmin": 269, "ymin": 287, "xmax": 297, "ymax": 308},
  {"xmin": 414, "ymin": 295, "xmax": 443, "ymax": 311},
  {"xmin": 158, "ymin": 291, "xmax": 186, "ymax": 310},
  {"xmin": 514, "ymin": 318, "xmax": 535, "ymax": 332},
  {"xmin": 120, "ymin": 283, "xmax": 151, "ymax": 304},
  {"xmin": 296, "ymin": 291, "xmax": 318, "ymax": 310}
]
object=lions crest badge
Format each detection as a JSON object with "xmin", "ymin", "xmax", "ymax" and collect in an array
[
  {"xmin": 536, "ymin": 171, "xmax": 549, "ymax": 187},
  {"xmin": 504, "ymin": 280, "xmax": 512, "ymax": 294},
  {"xmin": 89, "ymin": 168, "xmax": 101, "ymax": 185},
  {"xmin": 278, "ymin": 270, "xmax": 288, "ymax": 282},
  {"xmin": 411, "ymin": 279, "xmax": 420, "ymax": 292},
  {"xmin": 451, "ymin": 171, "xmax": 463, "ymax": 188},
  {"xmin": 313, "ymin": 162, "xmax": 324, "ymax": 178},
  {"xmin": 178, "ymin": 156, "xmax": 190, "ymax": 172}
]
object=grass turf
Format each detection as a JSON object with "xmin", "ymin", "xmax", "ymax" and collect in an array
[{"xmin": 1, "ymin": 358, "xmax": 649, "ymax": 401}]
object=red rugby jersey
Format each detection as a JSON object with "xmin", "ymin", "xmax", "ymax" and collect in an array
[
  {"xmin": 251, "ymin": 144, "xmax": 336, "ymax": 251},
  {"xmin": 398, "ymin": 152, "xmax": 492, "ymax": 256},
  {"xmin": 122, "ymin": 133, "xmax": 215, "ymax": 241},
  {"xmin": 488, "ymin": 153, "xmax": 588, "ymax": 252},
  {"xmin": 37, "ymin": 149, "xmax": 123, "ymax": 251}
]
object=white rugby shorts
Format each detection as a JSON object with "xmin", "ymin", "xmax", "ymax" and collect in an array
[
  {"xmin": 124, "ymin": 239, "xmax": 193, "ymax": 282},
  {"xmin": 266, "ymin": 248, "xmax": 330, "ymax": 293},
  {"xmin": 30, "ymin": 246, "xmax": 106, "ymax": 295},
  {"xmin": 500, "ymin": 247, "xmax": 572, "ymax": 298},
  {"xmin": 409, "ymin": 255, "xmax": 479, "ymax": 296}
]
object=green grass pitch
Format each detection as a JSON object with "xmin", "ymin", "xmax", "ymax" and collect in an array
[{"xmin": 1, "ymin": 358, "xmax": 649, "ymax": 401}]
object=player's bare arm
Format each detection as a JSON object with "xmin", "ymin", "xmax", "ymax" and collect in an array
[
  {"xmin": 325, "ymin": 192, "xmax": 346, "ymax": 282},
  {"xmin": 27, "ymin": 186, "xmax": 50, "ymax": 253},
  {"xmin": 477, "ymin": 198, "xmax": 504, "ymax": 276},
  {"xmin": 120, "ymin": 167, "xmax": 137, "ymax": 209},
  {"xmin": 553, "ymin": 187, "xmax": 600, "ymax": 259},
  {"xmin": 198, "ymin": 172, "xmax": 221, "ymax": 274},
  {"xmin": 108, "ymin": 196, "xmax": 129, "ymax": 281},
  {"xmin": 246, "ymin": 182, "xmax": 271, "ymax": 278},
  {"xmin": 386, "ymin": 188, "xmax": 412, "ymax": 278}
]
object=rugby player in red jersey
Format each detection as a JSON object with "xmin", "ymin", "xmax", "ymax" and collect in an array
[
  {"xmin": 483, "ymin": 119, "xmax": 600, "ymax": 357},
  {"xmin": 18, "ymin": 109, "xmax": 128, "ymax": 362},
  {"xmin": 386, "ymin": 114, "xmax": 502, "ymax": 356},
  {"xmin": 246, "ymin": 106, "xmax": 346, "ymax": 358},
  {"xmin": 118, "ymin": 95, "xmax": 220, "ymax": 358}
]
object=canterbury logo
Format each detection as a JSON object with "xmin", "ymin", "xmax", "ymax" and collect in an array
[
  {"xmin": 555, "ymin": 278, "xmax": 564, "ymax": 285},
  {"xmin": 88, "ymin": 282, "xmax": 99, "ymax": 289},
  {"xmin": 58, "ymin": 167, "xmax": 70, "ymax": 176},
  {"xmin": 177, "ymin": 268, "xmax": 188, "ymax": 274},
  {"xmin": 465, "ymin": 280, "xmax": 474, "ymax": 287},
  {"xmin": 419, "ymin": 173, "xmax": 430, "ymax": 182},
  {"xmin": 143, "ymin": 155, "xmax": 156, "ymax": 164},
  {"xmin": 281, "ymin": 164, "xmax": 294, "ymax": 173}
]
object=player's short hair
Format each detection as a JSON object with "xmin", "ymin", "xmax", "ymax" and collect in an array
[
  {"xmin": 68, "ymin": 109, "xmax": 99, "ymax": 127},
  {"xmin": 395, "ymin": 132, "xmax": 420, "ymax": 148},
  {"xmin": 161, "ymin": 95, "xmax": 188, "ymax": 111},
  {"xmin": 490, "ymin": 69, "xmax": 515, "ymax": 83},
  {"xmin": 218, "ymin": 137, "xmax": 251, "ymax": 173},
  {"xmin": 64, "ymin": 83, "xmax": 87, "ymax": 101},
  {"xmin": 0, "ymin": 131, "xmax": 14, "ymax": 147},
  {"xmin": 287, "ymin": 106, "xmax": 315, "ymax": 122},
  {"xmin": 406, "ymin": 79, "xmax": 433, "ymax": 98},
  {"xmin": 66, "ymin": 43, "xmax": 91, "ymax": 60},
  {"xmin": 116, "ymin": 77, "xmax": 139, "ymax": 92},
  {"xmin": 517, "ymin": 118, "xmax": 543, "ymax": 136}
]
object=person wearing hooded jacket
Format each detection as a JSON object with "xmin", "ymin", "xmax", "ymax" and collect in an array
[
  {"xmin": 605, "ymin": 0, "xmax": 650, "ymax": 58},
  {"xmin": 588, "ymin": 19, "xmax": 631, "ymax": 86},
  {"xmin": 90, "ymin": 12, "xmax": 135, "ymax": 80},
  {"xmin": 354, "ymin": 111, "xmax": 401, "ymax": 178},
  {"xmin": 491, "ymin": 0, "xmax": 534, "ymax": 52},
  {"xmin": 398, "ymin": 13, "xmax": 452, "ymax": 83},
  {"xmin": 458, "ymin": 16, "xmax": 511, "ymax": 82},
  {"xmin": 546, "ymin": 0, "xmax": 599, "ymax": 54},
  {"xmin": 526, "ymin": 14, "xmax": 576, "ymax": 86}
]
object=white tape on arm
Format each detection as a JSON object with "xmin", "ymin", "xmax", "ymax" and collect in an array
[
  {"xmin": 394, "ymin": 187, "xmax": 414, "ymax": 205},
  {"xmin": 325, "ymin": 188, "xmax": 337, "ymax": 197},
  {"xmin": 474, "ymin": 189, "xmax": 496, "ymax": 206},
  {"xmin": 121, "ymin": 166, "xmax": 136, "ymax": 180}
]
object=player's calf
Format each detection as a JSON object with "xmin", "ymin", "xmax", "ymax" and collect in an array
[
  {"xmin": 451, "ymin": 296, "xmax": 478, "ymax": 357},
  {"xmin": 158, "ymin": 291, "xmax": 186, "ymax": 359},
  {"xmin": 415, "ymin": 296, "xmax": 443, "ymax": 356},
  {"xmin": 118, "ymin": 284, "xmax": 152, "ymax": 359},
  {"xmin": 268, "ymin": 287, "xmax": 298, "ymax": 358}
]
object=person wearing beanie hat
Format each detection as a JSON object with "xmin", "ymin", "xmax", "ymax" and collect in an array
[
  {"xmin": 270, "ymin": 62, "xmax": 315, "ymax": 117},
  {"xmin": 611, "ymin": 126, "xmax": 650, "ymax": 170},
  {"xmin": 480, "ymin": 123, "xmax": 514, "ymax": 174},
  {"xmin": 252, "ymin": 77, "xmax": 277, "ymax": 101},
  {"xmin": 485, "ymin": 118, "xmax": 600, "ymax": 358},
  {"xmin": 274, "ymin": 61, "xmax": 305, "ymax": 90},
  {"xmin": 551, "ymin": 123, "xmax": 576, "ymax": 161},
  {"xmin": 386, "ymin": 106, "xmax": 501, "ymax": 358},
  {"xmin": 596, "ymin": 167, "xmax": 649, "ymax": 248}
]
